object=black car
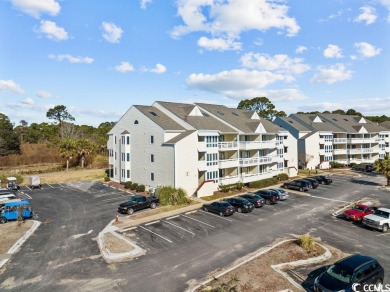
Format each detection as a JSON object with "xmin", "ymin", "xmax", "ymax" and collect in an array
[
  {"xmin": 202, "ymin": 201, "xmax": 235, "ymax": 216},
  {"xmin": 223, "ymin": 197, "xmax": 254, "ymax": 213},
  {"xmin": 353, "ymin": 164, "xmax": 374, "ymax": 172},
  {"xmin": 252, "ymin": 190, "xmax": 279, "ymax": 205},
  {"xmin": 282, "ymin": 180, "xmax": 310, "ymax": 192},
  {"xmin": 301, "ymin": 178, "xmax": 319, "ymax": 189},
  {"xmin": 239, "ymin": 194, "xmax": 265, "ymax": 208},
  {"xmin": 118, "ymin": 195, "xmax": 159, "ymax": 215},
  {"xmin": 314, "ymin": 254, "xmax": 384, "ymax": 292},
  {"xmin": 310, "ymin": 175, "xmax": 332, "ymax": 185}
]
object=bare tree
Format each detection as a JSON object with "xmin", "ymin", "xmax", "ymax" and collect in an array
[
  {"xmin": 60, "ymin": 122, "xmax": 80, "ymax": 140},
  {"xmin": 298, "ymin": 153, "xmax": 314, "ymax": 169}
]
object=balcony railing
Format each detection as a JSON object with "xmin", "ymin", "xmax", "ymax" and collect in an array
[
  {"xmin": 219, "ymin": 175, "xmax": 239, "ymax": 185},
  {"xmin": 218, "ymin": 158, "xmax": 239, "ymax": 169},
  {"xmin": 218, "ymin": 141, "xmax": 238, "ymax": 150},
  {"xmin": 197, "ymin": 160, "xmax": 207, "ymax": 171},
  {"xmin": 333, "ymin": 138, "xmax": 347, "ymax": 143},
  {"xmin": 239, "ymin": 140, "xmax": 277, "ymax": 150}
]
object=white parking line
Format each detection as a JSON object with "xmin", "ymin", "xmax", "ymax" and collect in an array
[
  {"xmin": 309, "ymin": 195, "xmax": 351, "ymax": 204},
  {"xmin": 25, "ymin": 185, "xmax": 32, "ymax": 191},
  {"xmin": 167, "ymin": 215, "xmax": 180, "ymax": 220},
  {"xmin": 182, "ymin": 214, "xmax": 215, "ymax": 228},
  {"xmin": 101, "ymin": 197, "xmax": 122, "ymax": 203},
  {"xmin": 376, "ymin": 233, "xmax": 390, "ymax": 237},
  {"xmin": 199, "ymin": 210, "xmax": 233, "ymax": 222},
  {"xmin": 234, "ymin": 212, "xmax": 249, "ymax": 217},
  {"xmin": 145, "ymin": 220, "xmax": 160, "ymax": 226},
  {"xmin": 47, "ymin": 184, "xmax": 54, "ymax": 188},
  {"xmin": 59, "ymin": 184, "xmax": 66, "ymax": 187},
  {"xmin": 139, "ymin": 226, "xmax": 172, "ymax": 243},
  {"xmin": 163, "ymin": 220, "xmax": 195, "ymax": 235}
]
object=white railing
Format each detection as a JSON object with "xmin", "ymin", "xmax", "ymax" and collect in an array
[
  {"xmin": 218, "ymin": 158, "xmax": 239, "ymax": 169},
  {"xmin": 333, "ymin": 138, "xmax": 347, "ymax": 143},
  {"xmin": 333, "ymin": 148, "xmax": 347, "ymax": 154},
  {"xmin": 218, "ymin": 141, "xmax": 238, "ymax": 150},
  {"xmin": 219, "ymin": 175, "xmax": 239, "ymax": 185},
  {"xmin": 239, "ymin": 140, "xmax": 277, "ymax": 150},
  {"xmin": 197, "ymin": 160, "xmax": 207, "ymax": 171}
]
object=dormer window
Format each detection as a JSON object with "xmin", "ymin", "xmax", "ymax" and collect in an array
[{"xmin": 134, "ymin": 120, "xmax": 139, "ymax": 124}]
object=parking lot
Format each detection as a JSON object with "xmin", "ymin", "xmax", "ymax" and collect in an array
[{"xmin": 1, "ymin": 174, "xmax": 389, "ymax": 292}]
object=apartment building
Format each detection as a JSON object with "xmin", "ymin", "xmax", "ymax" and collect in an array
[
  {"xmin": 108, "ymin": 101, "xmax": 298, "ymax": 197},
  {"xmin": 274, "ymin": 114, "xmax": 390, "ymax": 170}
]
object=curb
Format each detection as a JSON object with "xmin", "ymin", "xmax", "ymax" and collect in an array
[
  {"xmin": 0, "ymin": 220, "xmax": 42, "ymax": 269},
  {"xmin": 97, "ymin": 220, "xmax": 146, "ymax": 263}
]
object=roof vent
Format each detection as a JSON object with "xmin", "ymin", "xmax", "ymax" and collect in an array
[
  {"xmin": 150, "ymin": 111, "xmax": 159, "ymax": 117},
  {"xmin": 217, "ymin": 111, "xmax": 225, "ymax": 115},
  {"xmin": 232, "ymin": 112, "xmax": 239, "ymax": 116}
]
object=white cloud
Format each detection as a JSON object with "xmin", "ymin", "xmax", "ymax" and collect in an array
[
  {"xmin": 48, "ymin": 54, "xmax": 94, "ymax": 64},
  {"xmin": 323, "ymin": 44, "xmax": 343, "ymax": 58},
  {"xmin": 150, "ymin": 64, "xmax": 167, "ymax": 74},
  {"xmin": 197, "ymin": 36, "xmax": 241, "ymax": 51},
  {"xmin": 376, "ymin": 0, "xmax": 390, "ymax": 22},
  {"xmin": 0, "ymin": 80, "xmax": 24, "ymax": 94},
  {"xmin": 354, "ymin": 6, "xmax": 377, "ymax": 25},
  {"xmin": 114, "ymin": 62, "xmax": 134, "ymax": 73},
  {"xmin": 311, "ymin": 63, "xmax": 353, "ymax": 84},
  {"xmin": 295, "ymin": 46, "xmax": 307, "ymax": 54},
  {"xmin": 226, "ymin": 88, "xmax": 308, "ymax": 101},
  {"xmin": 36, "ymin": 90, "xmax": 54, "ymax": 99},
  {"xmin": 11, "ymin": 0, "xmax": 60, "ymax": 18},
  {"xmin": 354, "ymin": 42, "xmax": 381, "ymax": 58},
  {"xmin": 37, "ymin": 20, "xmax": 68, "ymax": 41},
  {"xmin": 240, "ymin": 53, "xmax": 310, "ymax": 75},
  {"xmin": 140, "ymin": 0, "xmax": 152, "ymax": 9},
  {"xmin": 102, "ymin": 22, "xmax": 123, "ymax": 43},
  {"xmin": 297, "ymin": 102, "xmax": 343, "ymax": 112},
  {"xmin": 171, "ymin": 0, "xmax": 300, "ymax": 48},
  {"xmin": 187, "ymin": 69, "xmax": 290, "ymax": 99},
  {"xmin": 22, "ymin": 98, "xmax": 34, "ymax": 105}
]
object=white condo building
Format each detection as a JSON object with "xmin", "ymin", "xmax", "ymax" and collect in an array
[
  {"xmin": 274, "ymin": 114, "xmax": 390, "ymax": 170},
  {"xmin": 108, "ymin": 101, "xmax": 298, "ymax": 197}
]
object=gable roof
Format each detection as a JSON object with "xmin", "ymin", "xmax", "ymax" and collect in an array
[
  {"xmin": 277, "ymin": 116, "xmax": 311, "ymax": 132},
  {"xmin": 163, "ymin": 130, "xmax": 196, "ymax": 144},
  {"xmin": 134, "ymin": 105, "xmax": 185, "ymax": 131},
  {"xmin": 380, "ymin": 121, "xmax": 390, "ymax": 130}
]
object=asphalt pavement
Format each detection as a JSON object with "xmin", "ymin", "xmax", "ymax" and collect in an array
[{"xmin": 0, "ymin": 174, "xmax": 389, "ymax": 292}]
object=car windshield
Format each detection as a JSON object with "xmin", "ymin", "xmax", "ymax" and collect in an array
[
  {"xmin": 326, "ymin": 264, "xmax": 353, "ymax": 284},
  {"xmin": 252, "ymin": 195, "xmax": 262, "ymax": 200},
  {"xmin": 373, "ymin": 210, "xmax": 390, "ymax": 218},
  {"xmin": 129, "ymin": 197, "xmax": 138, "ymax": 203},
  {"xmin": 241, "ymin": 199, "xmax": 250, "ymax": 205},
  {"xmin": 353, "ymin": 206, "xmax": 365, "ymax": 212},
  {"xmin": 220, "ymin": 202, "xmax": 230, "ymax": 207}
]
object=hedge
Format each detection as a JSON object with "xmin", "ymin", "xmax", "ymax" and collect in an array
[
  {"xmin": 136, "ymin": 184, "xmax": 145, "ymax": 192},
  {"xmin": 218, "ymin": 182, "xmax": 244, "ymax": 193},
  {"xmin": 248, "ymin": 177, "xmax": 278, "ymax": 189},
  {"xmin": 124, "ymin": 181, "xmax": 132, "ymax": 189},
  {"xmin": 276, "ymin": 173, "xmax": 289, "ymax": 181}
]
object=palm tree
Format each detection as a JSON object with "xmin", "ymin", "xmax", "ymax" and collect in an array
[
  {"xmin": 374, "ymin": 155, "xmax": 390, "ymax": 186},
  {"xmin": 59, "ymin": 139, "xmax": 77, "ymax": 170},
  {"xmin": 75, "ymin": 139, "xmax": 96, "ymax": 168}
]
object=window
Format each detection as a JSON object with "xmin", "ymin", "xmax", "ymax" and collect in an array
[
  {"xmin": 115, "ymin": 136, "xmax": 117, "ymax": 144},
  {"xmin": 127, "ymin": 136, "xmax": 130, "ymax": 144},
  {"xmin": 206, "ymin": 136, "xmax": 218, "ymax": 147},
  {"xmin": 127, "ymin": 153, "xmax": 130, "ymax": 161},
  {"xmin": 115, "ymin": 168, "xmax": 117, "ymax": 175},
  {"xmin": 284, "ymin": 146, "xmax": 288, "ymax": 153},
  {"xmin": 122, "ymin": 137, "xmax": 125, "ymax": 145},
  {"xmin": 150, "ymin": 111, "xmax": 158, "ymax": 116},
  {"xmin": 134, "ymin": 120, "xmax": 139, "ymax": 124},
  {"xmin": 151, "ymin": 154, "xmax": 154, "ymax": 162},
  {"xmin": 151, "ymin": 173, "xmax": 154, "ymax": 181},
  {"xmin": 127, "ymin": 170, "xmax": 130, "ymax": 178},
  {"xmin": 115, "ymin": 152, "xmax": 117, "ymax": 160},
  {"xmin": 122, "ymin": 153, "xmax": 125, "ymax": 161},
  {"xmin": 206, "ymin": 153, "xmax": 218, "ymax": 166},
  {"xmin": 206, "ymin": 171, "xmax": 218, "ymax": 181},
  {"xmin": 150, "ymin": 135, "xmax": 154, "ymax": 144}
]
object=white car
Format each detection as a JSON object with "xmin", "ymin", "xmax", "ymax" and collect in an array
[
  {"xmin": 269, "ymin": 188, "xmax": 289, "ymax": 200},
  {"xmin": 362, "ymin": 207, "xmax": 390, "ymax": 233}
]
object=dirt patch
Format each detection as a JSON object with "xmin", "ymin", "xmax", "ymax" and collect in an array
[
  {"xmin": 0, "ymin": 221, "xmax": 34, "ymax": 254},
  {"xmin": 197, "ymin": 240, "xmax": 325, "ymax": 292},
  {"xmin": 22, "ymin": 169, "xmax": 106, "ymax": 185},
  {"xmin": 104, "ymin": 232, "xmax": 134, "ymax": 254}
]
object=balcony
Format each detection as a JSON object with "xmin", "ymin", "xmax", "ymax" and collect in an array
[
  {"xmin": 333, "ymin": 148, "xmax": 347, "ymax": 154},
  {"xmin": 241, "ymin": 172, "xmax": 274, "ymax": 183},
  {"xmin": 219, "ymin": 159, "xmax": 239, "ymax": 169},
  {"xmin": 197, "ymin": 160, "xmax": 207, "ymax": 171},
  {"xmin": 347, "ymin": 148, "xmax": 374, "ymax": 154},
  {"xmin": 239, "ymin": 140, "xmax": 276, "ymax": 150},
  {"xmin": 219, "ymin": 175, "xmax": 239, "ymax": 185},
  {"xmin": 271, "ymin": 155, "xmax": 283, "ymax": 163},
  {"xmin": 348, "ymin": 138, "xmax": 364, "ymax": 144},
  {"xmin": 333, "ymin": 138, "xmax": 347, "ymax": 144},
  {"xmin": 218, "ymin": 141, "xmax": 238, "ymax": 151}
]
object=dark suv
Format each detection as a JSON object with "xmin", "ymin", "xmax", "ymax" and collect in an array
[
  {"xmin": 301, "ymin": 178, "xmax": 319, "ymax": 189},
  {"xmin": 310, "ymin": 175, "xmax": 332, "ymax": 185},
  {"xmin": 314, "ymin": 254, "xmax": 384, "ymax": 292},
  {"xmin": 222, "ymin": 197, "xmax": 254, "ymax": 213},
  {"xmin": 353, "ymin": 164, "xmax": 374, "ymax": 172},
  {"xmin": 252, "ymin": 190, "xmax": 279, "ymax": 205},
  {"xmin": 282, "ymin": 180, "xmax": 310, "ymax": 192},
  {"xmin": 239, "ymin": 194, "xmax": 265, "ymax": 208}
]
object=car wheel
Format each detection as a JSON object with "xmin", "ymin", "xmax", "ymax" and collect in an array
[
  {"xmin": 0, "ymin": 217, "xmax": 7, "ymax": 224},
  {"xmin": 266, "ymin": 199, "xmax": 271, "ymax": 205},
  {"xmin": 204, "ymin": 207, "xmax": 208, "ymax": 212},
  {"xmin": 150, "ymin": 202, "xmax": 157, "ymax": 209},
  {"xmin": 126, "ymin": 208, "xmax": 134, "ymax": 215},
  {"xmin": 357, "ymin": 216, "xmax": 363, "ymax": 222},
  {"xmin": 237, "ymin": 208, "xmax": 242, "ymax": 213},
  {"xmin": 299, "ymin": 187, "xmax": 303, "ymax": 192},
  {"xmin": 382, "ymin": 224, "xmax": 389, "ymax": 233},
  {"xmin": 219, "ymin": 212, "xmax": 224, "ymax": 217},
  {"xmin": 375, "ymin": 280, "xmax": 382, "ymax": 287}
]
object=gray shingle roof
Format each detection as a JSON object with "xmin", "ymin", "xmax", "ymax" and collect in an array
[
  {"xmin": 319, "ymin": 114, "xmax": 388, "ymax": 133},
  {"xmin": 156, "ymin": 101, "xmax": 238, "ymax": 133},
  {"xmin": 277, "ymin": 116, "xmax": 311, "ymax": 131},
  {"xmin": 380, "ymin": 121, "xmax": 390, "ymax": 130},
  {"xmin": 134, "ymin": 105, "xmax": 185, "ymax": 130},
  {"xmin": 163, "ymin": 130, "xmax": 196, "ymax": 144}
]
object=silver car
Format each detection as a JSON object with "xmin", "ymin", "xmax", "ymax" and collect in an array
[{"xmin": 269, "ymin": 188, "xmax": 289, "ymax": 200}]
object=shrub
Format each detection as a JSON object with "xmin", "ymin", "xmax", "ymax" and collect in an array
[
  {"xmin": 219, "ymin": 185, "xmax": 231, "ymax": 193},
  {"xmin": 157, "ymin": 186, "xmax": 190, "ymax": 206},
  {"xmin": 350, "ymin": 163, "xmax": 356, "ymax": 168},
  {"xmin": 136, "ymin": 184, "xmax": 145, "ymax": 192},
  {"xmin": 298, "ymin": 234, "xmax": 315, "ymax": 251},
  {"xmin": 104, "ymin": 176, "xmax": 110, "ymax": 182},
  {"xmin": 330, "ymin": 161, "xmax": 344, "ymax": 168},
  {"xmin": 236, "ymin": 182, "xmax": 244, "ymax": 190},
  {"xmin": 277, "ymin": 173, "xmax": 289, "ymax": 181},
  {"xmin": 248, "ymin": 177, "xmax": 278, "ymax": 189},
  {"xmin": 124, "ymin": 181, "xmax": 132, "ymax": 189},
  {"xmin": 130, "ymin": 183, "xmax": 138, "ymax": 190}
]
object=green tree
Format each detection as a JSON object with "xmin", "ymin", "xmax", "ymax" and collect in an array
[
  {"xmin": 46, "ymin": 105, "xmax": 75, "ymax": 138},
  {"xmin": 14, "ymin": 120, "xmax": 28, "ymax": 143},
  {"xmin": 58, "ymin": 139, "xmax": 77, "ymax": 170},
  {"xmin": 345, "ymin": 109, "xmax": 362, "ymax": 116},
  {"xmin": 75, "ymin": 139, "xmax": 96, "ymax": 168},
  {"xmin": 374, "ymin": 155, "xmax": 390, "ymax": 186},
  {"xmin": 331, "ymin": 109, "xmax": 346, "ymax": 115},
  {"xmin": 0, "ymin": 113, "xmax": 20, "ymax": 156},
  {"xmin": 237, "ymin": 97, "xmax": 285, "ymax": 120}
]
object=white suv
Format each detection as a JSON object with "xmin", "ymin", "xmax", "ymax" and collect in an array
[{"xmin": 363, "ymin": 207, "xmax": 390, "ymax": 233}]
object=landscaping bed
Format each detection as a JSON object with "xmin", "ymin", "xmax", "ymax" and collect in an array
[
  {"xmin": 197, "ymin": 239, "xmax": 326, "ymax": 292},
  {"xmin": 0, "ymin": 221, "xmax": 34, "ymax": 254},
  {"xmin": 103, "ymin": 232, "xmax": 134, "ymax": 254}
]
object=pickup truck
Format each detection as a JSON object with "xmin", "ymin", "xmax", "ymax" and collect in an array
[
  {"xmin": 118, "ymin": 194, "xmax": 159, "ymax": 215},
  {"xmin": 362, "ymin": 207, "xmax": 390, "ymax": 233},
  {"xmin": 343, "ymin": 204, "xmax": 374, "ymax": 222}
]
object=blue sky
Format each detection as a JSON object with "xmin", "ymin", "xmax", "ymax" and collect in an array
[{"xmin": 1, "ymin": 0, "xmax": 389, "ymax": 126}]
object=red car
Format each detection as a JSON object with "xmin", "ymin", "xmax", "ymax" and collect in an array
[{"xmin": 343, "ymin": 204, "xmax": 374, "ymax": 222}]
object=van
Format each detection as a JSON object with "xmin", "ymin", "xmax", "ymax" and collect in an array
[{"xmin": 0, "ymin": 200, "xmax": 32, "ymax": 223}]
